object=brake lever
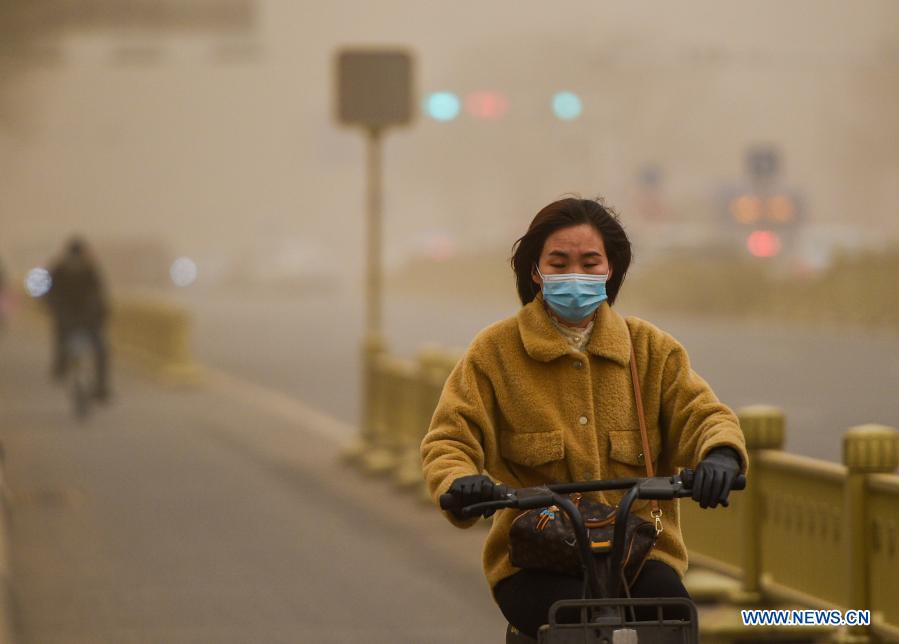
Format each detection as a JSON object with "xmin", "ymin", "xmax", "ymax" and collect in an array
[
  {"xmin": 458, "ymin": 485, "xmax": 556, "ymax": 517},
  {"xmin": 514, "ymin": 486, "xmax": 556, "ymax": 510},
  {"xmin": 459, "ymin": 499, "xmax": 516, "ymax": 518},
  {"xmin": 635, "ymin": 476, "xmax": 680, "ymax": 500}
]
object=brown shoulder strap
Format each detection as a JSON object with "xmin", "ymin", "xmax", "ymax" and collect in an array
[{"xmin": 628, "ymin": 331, "xmax": 662, "ymax": 527}]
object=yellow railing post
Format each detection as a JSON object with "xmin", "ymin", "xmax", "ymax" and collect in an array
[
  {"xmin": 342, "ymin": 332, "xmax": 388, "ymax": 466},
  {"xmin": 837, "ymin": 424, "xmax": 899, "ymax": 643},
  {"xmin": 107, "ymin": 297, "xmax": 201, "ymax": 385},
  {"xmin": 361, "ymin": 349, "xmax": 412, "ymax": 476},
  {"xmin": 737, "ymin": 405, "xmax": 785, "ymax": 602},
  {"xmin": 382, "ymin": 355, "xmax": 422, "ymax": 486},
  {"xmin": 391, "ymin": 347, "xmax": 439, "ymax": 489},
  {"xmin": 413, "ymin": 344, "xmax": 460, "ymax": 502}
]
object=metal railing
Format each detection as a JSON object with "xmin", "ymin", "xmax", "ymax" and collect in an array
[
  {"xmin": 109, "ymin": 297, "xmax": 201, "ymax": 383},
  {"xmin": 345, "ymin": 344, "xmax": 899, "ymax": 643},
  {"xmin": 21, "ymin": 291, "xmax": 201, "ymax": 385}
]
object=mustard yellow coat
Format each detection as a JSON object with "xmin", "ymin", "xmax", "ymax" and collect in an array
[{"xmin": 420, "ymin": 293, "xmax": 748, "ymax": 593}]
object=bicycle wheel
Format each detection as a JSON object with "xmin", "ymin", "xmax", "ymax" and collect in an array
[
  {"xmin": 73, "ymin": 376, "xmax": 89, "ymax": 420},
  {"xmin": 68, "ymin": 334, "xmax": 92, "ymax": 421}
]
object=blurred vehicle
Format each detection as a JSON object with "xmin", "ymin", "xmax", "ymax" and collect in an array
[{"xmin": 792, "ymin": 223, "xmax": 886, "ymax": 275}]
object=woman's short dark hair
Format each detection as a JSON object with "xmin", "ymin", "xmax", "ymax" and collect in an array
[{"xmin": 510, "ymin": 197, "xmax": 631, "ymax": 306}]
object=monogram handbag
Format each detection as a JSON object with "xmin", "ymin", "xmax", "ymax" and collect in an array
[{"xmin": 507, "ymin": 339, "xmax": 663, "ymax": 591}]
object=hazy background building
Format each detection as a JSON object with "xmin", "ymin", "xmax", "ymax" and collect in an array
[{"xmin": 1, "ymin": 1, "xmax": 898, "ymax": 289}]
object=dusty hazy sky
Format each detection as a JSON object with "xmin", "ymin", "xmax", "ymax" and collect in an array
[{"xmin": 1, "ymin": 0, "xmax": 897, "ymax": 276}]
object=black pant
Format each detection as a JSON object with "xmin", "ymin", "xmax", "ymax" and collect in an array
[
  {"xmin": 54, "ymin": 322, "xmax": 109, "ymax": 393},
  {"xmin": 493, "ymin": 561, "xmax": 691, "ymax": 639}
]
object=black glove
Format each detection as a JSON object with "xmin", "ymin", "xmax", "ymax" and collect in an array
[
  {"xmin": 446, "ymin": 474, "xmax": 498, "ymax": 520},
  {"xmin": 692, "ymin": 447, "xmax": 742, "ymax": 509}
]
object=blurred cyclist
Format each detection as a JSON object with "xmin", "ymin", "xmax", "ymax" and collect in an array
[{"xmin": 45, "ymin": 237, "xmax": 110, "ymax": 401}]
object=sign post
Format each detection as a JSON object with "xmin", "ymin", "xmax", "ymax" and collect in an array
[{"xmin": 335, "ymin": 48, "xmax": 414, "ymax": 467}]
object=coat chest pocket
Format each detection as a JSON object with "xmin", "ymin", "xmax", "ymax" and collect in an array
[
  {"xmin": 608, "ymin": 430, "xmax": 662, "ymax": 468},
  {"xmin": 500, "ymin": 430, "xmax": 565, "ymax": 468}
]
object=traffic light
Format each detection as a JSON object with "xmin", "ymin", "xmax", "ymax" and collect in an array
[
  {"xmin": 766, "ymin": 195, "xmax": 796, "ymax": 223},
  {"xmin": 423, "ymin": 92, "xmax": 461, "ymax": 122},
  {"xmin": 552, "ymin": 91, "xmax": 582, "ymax": 121},
  {"xmin": 464, "ymin": 91, "xmax": 509, "ymax": 120},
  {"xmin": 729, "ymin": 195, "xmax": 763, "ymax": 225},
  {"xmin": 746, "ymin": 230, "xmax": 781, "ymax": 258},
  {"xmin": 420, "ymin": 89, "xmax": 591, "ymax": 122},
  {"xmin": 728, "ymin": 194, "xmax": 797, "ymax": 226}
]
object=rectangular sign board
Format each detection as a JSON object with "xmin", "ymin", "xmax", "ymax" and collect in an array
[{"xmin": 336, "ymin": 49, "xmax": 413, "ymax": 128}]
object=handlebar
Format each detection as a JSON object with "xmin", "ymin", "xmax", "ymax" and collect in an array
[
  {"xmin": 439, "ymin": 469, "xmax": 746, "ymax": 517},
  {"xmin": 440, "ymin": 469, "xmax": 746, "ymax": 602}
]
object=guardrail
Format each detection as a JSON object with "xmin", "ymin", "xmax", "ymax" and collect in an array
[
  {"xmin": 108, "ymin": 297, "xmax": 201, "ymax": 384},
  {"xmin": 342, "ymin": 336, "xmax": 461, "ymax": 501},
  {"xmin": 680, "ymin": 409, "xmax": 899, "ymax": 642},
  {"xmin": 346, "ymin": 343, "xmax": 899, "ymax": 643},
  {"xmin": 109, "ymin": 297, "xmax": 201, "ymax": 384},
  {"xmin": 20, "ymin": 291, "xmax": 201, "ymax": 386}
]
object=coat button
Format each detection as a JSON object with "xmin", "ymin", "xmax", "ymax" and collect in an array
[
  {"xmin": 578, "ymin": 416, "xmax": 589, "ymax": 426},
  {"xmin": 573, "ymin": 360, "xmax": 584, "ymax": 370},
  {"xmin": 637, "ymin": 452, "xmax": 645, "ymax": 463}
]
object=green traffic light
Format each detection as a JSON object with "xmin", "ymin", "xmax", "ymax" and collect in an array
[
  {"xmin": 424, "ymin": 92, "xmax": 461, "ymax": 122},
  {"xmin": 552, "ymin": 91, "xmax": 583, "ymax": 120}
]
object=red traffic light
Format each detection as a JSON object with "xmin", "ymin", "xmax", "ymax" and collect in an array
[
  {"xmin": 465, "ymin": 91, "xmax": 509, "ymax": 120},
  {"xmin": 747, "ymin": 230, "xmax": 781, "ymax": 258}
]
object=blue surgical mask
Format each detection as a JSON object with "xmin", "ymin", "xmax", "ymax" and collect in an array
[{"xmin": 537, "ymin": 266, "xmax": 609, "ymax": 322}]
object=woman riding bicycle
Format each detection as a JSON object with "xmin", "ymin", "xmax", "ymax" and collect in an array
[{"xmin": 420, "ymin": 197, "xmax": 748, "ymax": 639}]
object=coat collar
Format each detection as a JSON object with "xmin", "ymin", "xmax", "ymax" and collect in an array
[{"xmin": 517, "ymin": 292, "xmax": 631, "ymax": 366}]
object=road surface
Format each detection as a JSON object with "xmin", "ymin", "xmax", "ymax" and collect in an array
[
  {"xmin": 174, "ymin": 285, "xmax": 899, "ymax": 463},
  {"xmin": 0, "ymin": 316, "xmax": 505, "ymax": 643}
]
